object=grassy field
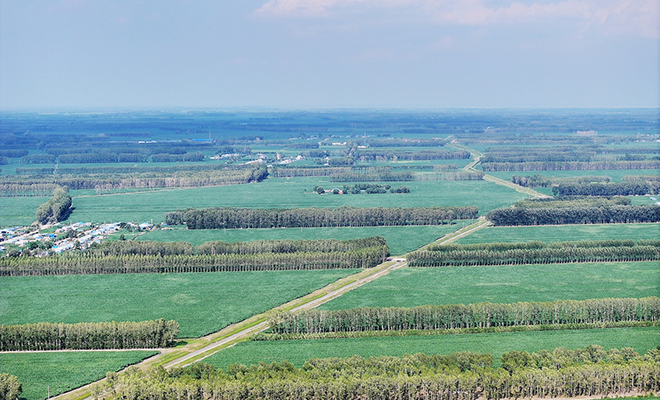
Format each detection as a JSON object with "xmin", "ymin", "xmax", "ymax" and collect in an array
[
  {"xmin": 69, "ymin": 177, "xmax": 528, "ymax": 223},
  {"xmin": 0, "ymin": 196, "xmax": 48, "ymax": 226},
  {"xmin": 484, "ymin": 169, "xmax": 660, "ymax": 182},
  {"xmin": 0, "ymin": 269, "xmax": 358, "ymax": 338},
  {"xmin": 136, "ymin": 223, "xmax": 472, "ymax": 256},
  {"xmin": 455, "ymin": 223, "xmax": 660, "ymax": 244},
  {"xmin": 320, "ymin": 262, "xmax": 659, "ymax": 310},
  {"xmin": 204, "ymin": 326, "xmax": 659, "ymax": 369},
  {"xmin": 0, "ymin": 350, "xmax": 157, "ymax": 400}
]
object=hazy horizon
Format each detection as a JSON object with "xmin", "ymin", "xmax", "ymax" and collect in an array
[{"xmin": 1, "ymin": 1, "xmax": 659, "ymax": 110}]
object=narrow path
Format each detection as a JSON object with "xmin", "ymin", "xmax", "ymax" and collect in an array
[
  {"xmin": 448, "ymin": 143, "xmax": 549, "ymax": 199},
  {"xmin": 53, "ymin": 259, "xmax": 405, "ymax": 400}
]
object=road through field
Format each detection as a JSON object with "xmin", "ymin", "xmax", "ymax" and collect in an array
[
  {"xmin": 448, "ymin": 143, "xmax": 549, "ymax": 199},
  {"xmin": 53, "ymin": 258, "xmax": 406, "ymax": 400}
]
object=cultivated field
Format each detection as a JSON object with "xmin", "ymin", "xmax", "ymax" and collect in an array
[
  {"xmin": 320, "ymin": 262, "xmax": 659, "ymax": 310},
  {"xmin": 484, "ymin": 169, "xmax": 660, "ymax": 182},
  {"xmin": 0, "ymin": 269, "xmax": 358, "ymax": 338},
  {"xmin": 455, "ymin": 223, "xmax": 660, "ymax": 244},
  {"xmin": 0, "ymin": 351, "xmax": 157, "ymax": 400},
  {"xmin": 0, "ymin": 196, "xmax": 49, "ymax": 226},
  {"xmin": 204, "ymin": 326, "xmax": 659, "ymax": 369},
  {"xmin": 137, "ymin": 224, "xmax": 471, "ymax": 256},
  {"xmin": 69, "ymin": 178, "xmax": 527, "ymax": 223}
]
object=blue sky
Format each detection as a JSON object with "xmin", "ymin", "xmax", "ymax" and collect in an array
[{"xmin": 0, "ymin": 0, "xmax": 658, "ymax": 109}]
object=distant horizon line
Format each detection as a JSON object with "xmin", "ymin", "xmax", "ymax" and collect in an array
[{"xmin": 1, "ymin": 106, "xmax": 659, "ymax": 114}]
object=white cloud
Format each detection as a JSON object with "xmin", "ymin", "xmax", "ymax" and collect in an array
[{"xmin": 254, "ymin": 0, "xmax": 659, "ymax": 38}]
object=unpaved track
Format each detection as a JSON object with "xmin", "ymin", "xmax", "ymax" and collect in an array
[
  {"xmin": 165, "ymin": 258, "xmax": 406, "ymax": 368},
  {"xmin": 52, "ymin": 259, "xmax": 405, "ymax": 400}
]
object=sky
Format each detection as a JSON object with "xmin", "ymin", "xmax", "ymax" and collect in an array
[{"xmin": 0, "ymin": 0, "xmax": 658, "ymax": 110}]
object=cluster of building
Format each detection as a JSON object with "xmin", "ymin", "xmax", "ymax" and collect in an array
[{"xmin": 1, "ymin": 221, "xmax": 156, "ymax": 255}]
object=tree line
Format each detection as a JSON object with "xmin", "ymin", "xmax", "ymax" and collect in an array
[
  {"xmin": 196, "ymin": 237, "xmax": 387, "ymax": 255},
  {"xmin": 552, "ymin": 181, "xmax": 659, "ymax": 196},
  {"xmin": 0, "ymin": 319, "xmax": 179, "ymax": 351},
  {"xmin": 512, "ymin": 196, "xmax": 630, "ymax": 209},
  {"xmin": 165, "ymin": 206, "xmax": 479, "ymax": 229},
  {"xmin": 16, "ymin": 162, "xmax": 257, "ymax": 175},
  {"xmin": 0, "ymin": 183, "xmax": 61, "ymax": 197},
  {"xmin": 2, "ymin": 166, "xmax": 268, "ymax": 191},
  {"xmin": 408, "ymin": 239, "xmax": 660, "ymax": 267},
  {"xmin": 0, "ymin": 149, "xmax": 28, "ymax": 158},
  {"xmin": 94, "ymin": 347, "xmax": 660, "ymax": 400},
  {"xmin": 485, "ymin": 204, "xmax": 660, "ymax": 226},
  {"xmin": 353, "ymin": 149, "xmax": 470, "ymax": 162},
  {"xmin": 481, "ymin": 160, "xmax": 660, "ymax": 171},
  {"xmin": 0, "ymin": 250, "xmax": 387, "ymax": 276},
  {"xmin": 269, "ymin": 297, "xmax": 659, "ymax": 334},
  {"xmin": 36, "ymin": 187, "xmax": 72, "ymax": 225},
  {"xmin": 82, "ymin": 237, "xmax": 386, "ymax": 257}
]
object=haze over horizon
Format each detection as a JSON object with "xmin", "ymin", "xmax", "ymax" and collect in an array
[{"xmin": 1, "ymin": 0, "xmax": 658, "ymax": 111}]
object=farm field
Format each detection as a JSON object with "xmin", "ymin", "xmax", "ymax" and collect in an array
[
  {"xmin": 69, "ymin": 177, "xmax": 528, "ymax": 223},
  {"xmin": 455, "ymin": 223, "xmax": 660, "ymax": 244},
  {"xmin": 0, "ymin": 196, "xmax": 49, "ymax": 226},
  {"xmin": 484, "ymin": 169, "xmax": 660, "ymax": 182},
  {"xmin": 0, "ymin": 269, "xmax": 358, "ymax": 338},
  {"xmin": 137, "ymin": 224, "xmax": 471, "ymax": 255},
  {"xmin": 204, "ymin": 326, "xmax": 659, "ymax": 369},
  {"xmin": 320, "ymin": 262, "xmax": 659, "ymax": 310},
  {"xmin": 0, "ymin": 350, "xmax": 157, "ymax": 400}
]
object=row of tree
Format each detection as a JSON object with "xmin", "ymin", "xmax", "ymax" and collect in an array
[
  {"xmin": 165, "ymin": 206, "xmax": 479, "ymax": 229},
  {"xmin": 16, "ymin": 162, "xmax": 255, "ymax": 175},
  {"xmin": 269, "ymin": 297, "xmax": 659, "ymax": 334},
  {"xmin": 353, "ymin": 149, "xmax": 470, "ymax": 162},
  {"xmin": 196, "ymin": 237, "xmax": 387, "ymax": 255},
  {"xmin": 513, "ymin": 195, "xmax": 630, "ymax": 208},
  {"xmin": 0, "ymin": 247, "xmax": 389, "ymax": 276},
  {"xmin": 552, "ymin": 181, "xmax": 659, "ymax": 196},
  {"xmin": 0, "ymin": 319, "xmax": 179, "ymax": 351},
  {"xmin": 425, "ymin": 239, "xmax": 655, "ymax": 252},
  {"xmin": 485, "ymin": 204, "xmax": 660, "ymax": 226},
  {"xmin": 2, "ymin": 166, "xmax": 268, "ymax": 191},
  {"xmin": 81, "ymin": 237, "xmax": 386, "ymax": 257},
  {"xmin": 329, "ymin": 171, "xmax": 416, "ymax": 182},
  {"xmin": 96, "ymin": 348, "xmax": 660, "ymax": 400},
  {"xmin": 0, "ymin": 149, "xmax": 28, "ymax": 158},
  {"xmin": 35, "ymin": 187, "xmax": 72, "ymax": 225},
  {"xmin": 0, "ymin": 183, "xmax": 61, "ymax": 197},
  {"xmin": 481, "ymin": 160, "xmax": 660, "ymax": 171},
  {"xmin": 408, "ymin": 241, "xmax": 659, "ymax": 267},
  {"xmin": 364, "ymin": 138, "xmax": 449, "ymax": 147},
  {"xmin": 20, "ymin": 154, "xmax": 57, "ymax": 164}
]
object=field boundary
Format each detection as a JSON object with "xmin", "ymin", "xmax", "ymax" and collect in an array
[
  {"xmin": 52, "ymin": 258, "xmax": 406, "ymax": 400},
  {"xmin": 448, "ymin": 143, "xmax": 550, "ymax": 198}
]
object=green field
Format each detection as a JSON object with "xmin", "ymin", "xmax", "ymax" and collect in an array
[
  {"xmin": 455, "ymin": 223, "xmax": 660, "ymax": 245},
  {"xmin": 204, "ymin": 326, "xmax": 659, "ymax": 369},
  {"xmin": 320, "ymin": 262, "xmax": 659, "ymax": 310},
  {"xmin": 485, "ymin": 169, "xmax": 660, "ymax": 183},
  {"xmin": 0, "ymin": 350, "xmax": 157, "ymax": 400},
  {"xmin": 137, "ymin": 224, "xmax": 471, "ymax": 256},
  {"xmin": 0, "ymin": 196, "xmax": 48, "ymax": 226},
  {"xmin": 69, "ymin": 177, "xmax": 528, "ymax": 223},
  {"xmin": 0, "ymin": 269, "xmax": 358, "ymax": 338}
]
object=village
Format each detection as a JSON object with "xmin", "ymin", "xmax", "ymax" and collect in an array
[{"xmin": 0, "ymin": 221, "xmax": 156, "ymax": 256}]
